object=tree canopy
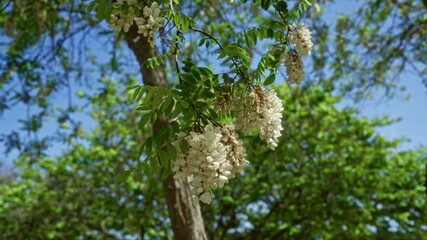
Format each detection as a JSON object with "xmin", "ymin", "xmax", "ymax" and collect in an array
[
  {"xmin": 0, "ymin": 0, "xmax": 426, "ymax": 239},
  {"xmin": 1, "ymin": 81, "xmax": 426, "ymax": 239}
]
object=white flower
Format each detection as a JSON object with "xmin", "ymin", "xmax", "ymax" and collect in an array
[
  {"xmin": 284, "ymin": 52, "xmax": 304, "ymax": 84},
  {"xmin": 289, "ymin": 24, "xmax": 313, "ymax": 56},
  {"xmin": 236, "ymin": 90, "xmax": 261, "ymax": 132},
  {"xmin": 258, "ymin": 89, "xmax": 284, "ymax": 150},
  {"xmin": 172, "ymin": 124, "xmax": 249, "ymax": 204},
  {"xmin": 109, "ymin": 7, "xmax": 136, "ymax": 33},
  {"xmin": 134, "ymin": 2, "xmax": 165, "ymax": 47},
  {"xmin": 172, "ymin": 125, "xmax": 228, "ymax": 204},
  {"xmin": 198, "ymin": 191, "xmax": 212, "ymax": 204},
  {"xmin": 126, "ymin": 0, "xmax": 137, "ymax": 5},
  {"xmin": 236, "ymin": 85, "xmax": 284, "ymax": 150},
  {"xmin": 220, "ymin": 124, "xmax": 249, "ymax": 177}
]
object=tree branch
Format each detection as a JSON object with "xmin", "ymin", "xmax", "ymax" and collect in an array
[{"xmin": 124, "ymin": 23, "xmax": 208, "ymax": 240}]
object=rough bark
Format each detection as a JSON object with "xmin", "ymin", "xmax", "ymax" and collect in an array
[{"xmin": 125, "ymin": 24, "xmax": 208, "ymax": 240}]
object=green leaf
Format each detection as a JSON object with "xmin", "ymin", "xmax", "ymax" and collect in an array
[
  {"xmin": 182, "ymin": 109, "xmax": 194, "ymax": 122},
  {"xmin": 145, "ymin": 137, "xmax": 153, "ymax": 155},
  {"xmin": 264, "ymin": 73, "xmax": 276, "ymax": 85},
  {"xmin": 134, "ymin": 164, "xmax": 144, "ymax": 182},
  {"xmin": 158, "ymin": 150, "xmax": 169, "ymax": 168},
  {"xmin": 197, "ymin": 67, "xmax": 213, "ymax": 77},
  {"xmin": 164, "ymin": 97, "xmax": 175, "ymax": 114},
  {"xmin": 142, "ymin": 162, "xmax": 151, "ymax": 177},
  {"xmin": 138, "ymin": 143, "xmax": 145, "ymax": 159},
  {"xmin": 127, "ymin": 85, "xmax": 140, "ymax": 90},
  {"xmin": 180, "ymin": 100, "xmax": 190, "ymax": 109},
  {"xmin": 136, "ymin": 87, "xmax": 145, "ymax": 102},
  {"xmin": 223, "ymin": 74, "xmax": 233, "ymax": 84},
  {"xmin": 261, "ymin": 0, "xmax": 271, "ymax": 10},
  {"xmin": 142, "ymin": 89, "xmax": 154, "ymax": 106},
  {"xmin": 183, "ymin": 58, "xmax": 194, "ymax": 67},
  {"xmin": 161, "ymin": 96, "xmax": 174, "ymax": 115},
  {"xmin": 209, "ymin": 108, "xmax": 219, "ymax": 119},
  {"xmin": 172, "ymin": 102, "xmax": 182, "ymax": 118},
  {"xmin": 275, "ymin": 1, "xmax": 288, "ymax": 12},
  {"xmin": 170, "ymin": 121, "xmax": 180, "ymax": 133},
  {"xmin": 103, "ymin": 2, "xmax": 113, "ymax": 21},
  {"xmin": 143, "ymin": 54, "xmax": 169, "ymax": 68},
  {"xmin": 167, "ymin": 144, "xmax": 177, "ymax": 161},
  {"xmin": 87, "ymin": 1, "xmax": 96, "ymax": 13},
  {"xmin": 139, "ymin": 112, "xmax": 151, "ymax": 129},
  {"xmin": 132, "ymin": 86, "xmax": 141, "ymax": 100},
  {"xmin": 115, "ymin": 170, "xmax": 131, "ymax": 183},
  {"xmin": 161, "ymin": 166, "xmax": 172, "ymax": 180},
  {"xmin": 151, "ymin": 158, "xmax": 160, "ymax": 176},
  {"xmin": 96, "ymin": 3, "xmax": 105, "ymax": 21},
  {"xmin": 182, "ymin": 66, "xmax": 192, "ymax": 73},
  {"xmin": 152, "ymin": 92, "xmax": 164, "ymax": 107},
  {"xmin": 151, "ymin": 111, "xmax": 158, "ymax": 124},
  {"xmin": 179, "ymin": 139, "xmax": 189, "ymax": 153}
]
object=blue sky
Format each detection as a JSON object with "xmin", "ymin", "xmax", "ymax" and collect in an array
[
  {"xmin": 341, "ymin": 72, "xmax": 427, "ymax": 149},
  {"xmin": 0, "ymin": 1, "xmax": 426, "ymax": 168},
  {"xmin": 323, "ymin": 1, "xmax": 427, "ymax": 149}
]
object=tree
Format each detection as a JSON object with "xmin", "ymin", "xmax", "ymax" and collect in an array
[
  {"xmin": 305, "ymin": 0, "xmax": 427, "ymax": 100},
  {"xmin": 1, "ymin": 82, "xmax": 425, "ymax": 239},
  {"xmin": 202, "ymin": 85, "xmax": 427, "ymax": 239},
  {"xmin": 0, "ymin": 78, "xmax": 170, "ymax": 239},
  {"xmin": 1, "ymin": 0, "xmax": 314, "ymax": 238},
  {"xmin": 0, "ymin": 0, "xmax": 425, "ymax": 239}
]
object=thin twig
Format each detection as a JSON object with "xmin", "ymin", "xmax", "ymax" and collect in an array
[{"xmin": 0, "ymin": 0, "xmax": 11, "ymax": 14}]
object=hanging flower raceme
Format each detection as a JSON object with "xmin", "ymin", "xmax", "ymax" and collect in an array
[
  {"xmin": 236, "ymin": 84, "xmax": 284, "ymax": 150},
  {"xmin": 215, "ymin": 86, "xmax": 234, "ymax": 113},
  {"xmin": 172, "ymin": 124, "xmax": 248, "ymax": 204},
  {"xmin": 220, "ymin": 124, "xmax": 248, "ymax": 178},
  {"xmin": 289, "ymin": 23, "xmax": 313, "ymax": 56},
  {"xmin": 109, "ymin": 2, "xmax": 137, "ymax": 33},
  {"xmin": 284, "ymin": 52, "xmax": 305, "ymax": 84},
  {"xmin": 258, "ymin": 89, "xmax": 284, "ymax": 150},
  {"xmin": 134, "ymin": 2, "xmax": 165, "ymax": 48}
]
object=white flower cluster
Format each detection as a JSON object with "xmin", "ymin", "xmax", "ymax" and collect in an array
[
  {"xmin": 172, "ymin": 124, "xmax": 247, "ymax": 204},
  {"xmin": 236, "ymin": 84, "xmax": 284, "ymax": 150},
  {"xmin": 289, "ymin": 24, "xmax": 313, "ymax": 56},
  {"xmin": 259, "ymin": 89, "xmax": 284, "ymax": 150},
  {"xmin": 285, "ymin": 52, "xmax": 305, "ymax": 84},
  {"xmin": 109, "ymin": 1, "xmax": 137, "ymax": 33},
  {"xmin": 220, "ymin": 124, "xmax": 248, "ymax": 178},
  {"xmin": 134, "ymin": 2, "xmax": 165, "ymax": 47}
]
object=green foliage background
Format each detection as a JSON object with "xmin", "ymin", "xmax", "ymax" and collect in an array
[
  {"xmin": 1, "ymin": 81, "xmax": 426, "ymax": 239},
  {"xmin": 0, "ymin": 0, "xmax": 426, "ymax": 239}
]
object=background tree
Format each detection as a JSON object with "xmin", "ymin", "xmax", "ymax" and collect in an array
[
  {"xmin": 1, "ymin": 0, "xmax": 312, "ymax": 238},
  {"xmin": 1, "ymin": 82, "xmax": 425, "ymax": 239},
  {"xmin": 305, "ymin": 0, "xmax": 427, "ymax": 100},
  {"xmin": 0, "ymin": 78, "xmax": 170, "ymax": 239},
  {"xmin": 202, "ymin": 85, "xmax": 427, "ymax": 239},
  {"xmin": 0, "ymin": 0, "xmax": 426, "ymax": 239}
]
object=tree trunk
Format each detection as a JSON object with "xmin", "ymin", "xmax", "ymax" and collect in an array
[{"xmin": 125, "ymin": 25, "xmax": 208, "ymax": 240}]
